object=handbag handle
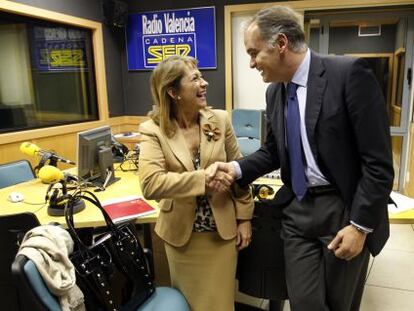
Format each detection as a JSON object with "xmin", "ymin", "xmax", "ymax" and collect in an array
[{"xmin": 64, "ymin": 189, "xmax": 120, "ymax": 249}]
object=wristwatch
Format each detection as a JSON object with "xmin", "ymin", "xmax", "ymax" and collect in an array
[{"xmin": 351, "ymin": 223, "xmax": 370, "ymax": 234}]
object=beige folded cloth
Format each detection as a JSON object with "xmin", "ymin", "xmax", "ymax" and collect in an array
[{"xmin": 18, "ymin": 225, "xmax": 85, "ymax": 311}]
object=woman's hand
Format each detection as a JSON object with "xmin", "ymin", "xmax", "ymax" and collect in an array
[
  {"xmin": 205, "ymin": 163, "xmax": 233, "ymax": 194},
  {"xmin": 236, "ymin": 220, "xmax": 252, "ymax": 250}
]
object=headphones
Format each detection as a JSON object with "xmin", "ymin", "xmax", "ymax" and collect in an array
[
  {"xmin": 252, "ymin": 184, "xmax": 275, "ymax": 201},
  {"xmin": 111, "ymin": 135, "xmax": 129, "ymax": 158},
  {"xmin": 45, "ymin": 180, "xmax": 85, "ymax": 216}
]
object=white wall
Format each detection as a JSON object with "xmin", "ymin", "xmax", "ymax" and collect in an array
[{"xmin": 232, "ymin": 13, "xmax": 268, "ymax": 110}]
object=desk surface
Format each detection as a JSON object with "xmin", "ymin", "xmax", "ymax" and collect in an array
[{"xmin": 0, "ymin": 168, "xmax": 159, "ymax": 228}]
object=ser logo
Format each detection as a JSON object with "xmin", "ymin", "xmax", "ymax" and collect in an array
[
  {"xmin": 40, "ymin": 49, "xmax": 85, "ymax": 67},
  {"xmin": 147, "ymin": 44, "xmax": 191, "ymax": 64}
]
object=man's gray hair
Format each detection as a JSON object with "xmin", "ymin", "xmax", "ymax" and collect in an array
[{"xmin": 246, "ymin": 5, "xmax": 307, "ymax": 53}]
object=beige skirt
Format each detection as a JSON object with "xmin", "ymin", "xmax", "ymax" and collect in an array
[{"xmin": 164, "ymin": 232, "xmax": 237, "ymax": 311}]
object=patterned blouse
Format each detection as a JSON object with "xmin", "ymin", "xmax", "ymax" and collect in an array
[{"xmin": 192, "ymin": 149, "xmax": 217, "ymax": 232}]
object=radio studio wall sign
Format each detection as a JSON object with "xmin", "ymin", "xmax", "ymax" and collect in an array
[
  {"xmin": 126, "ymin": 7, "xmax": 216, "ymax": 70},
  {"xmin": 31, "ymin": 26, "xmax": 88, "ymax": 72}
]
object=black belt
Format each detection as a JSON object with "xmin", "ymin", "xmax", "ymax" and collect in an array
[{"xmin": 307, "ymin": 184, "xmax": 337, "ymax": 195}]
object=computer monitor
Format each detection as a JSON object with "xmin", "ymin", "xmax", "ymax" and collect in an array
[{"xmin": 77, "ymin": 126, "xmax": 119, "ymax": 188}]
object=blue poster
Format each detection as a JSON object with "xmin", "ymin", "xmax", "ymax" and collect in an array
[{"xmin": 126, "ymin": 7, "xmax": 216, "ymax": 70}]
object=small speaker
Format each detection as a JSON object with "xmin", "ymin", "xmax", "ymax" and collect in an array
[{"xmin": 102, "ymin": 0, "xmax": 128, "ymax": 28}]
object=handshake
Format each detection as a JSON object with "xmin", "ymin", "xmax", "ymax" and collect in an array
[{"xmin": 204, "ymin": 162, "xmax": 237, "ymax": 193}]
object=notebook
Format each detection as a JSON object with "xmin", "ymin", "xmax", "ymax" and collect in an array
[{"xmin": 102, "ymin": 195, "xmax": 156, "ymax": 223}]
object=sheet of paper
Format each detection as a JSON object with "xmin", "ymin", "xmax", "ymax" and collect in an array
[
  {"xmin": 388, "ymin": 191, "xmax": 414, "ymax": 214},
  {"xmin": 114, "ymin": 132, "xmax": 140, "ymax": 138}
]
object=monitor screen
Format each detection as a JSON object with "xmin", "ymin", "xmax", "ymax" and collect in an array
[{"xmin": 77, "ymin": 126, "xmax": 118, "ymax": 188}]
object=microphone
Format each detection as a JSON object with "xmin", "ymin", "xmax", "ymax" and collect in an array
[
  {"xmin": 38, "ymin": 165, "xmax": 65, "ymax": 184},
  {"xmin": 20, "ymin": 142, "xmax": 76, "ymax": 166}
]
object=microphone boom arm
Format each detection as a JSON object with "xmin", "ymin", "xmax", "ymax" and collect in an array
[{"xmin": 34, "ymin": 153, "xmax": 55, "ymax": 173}]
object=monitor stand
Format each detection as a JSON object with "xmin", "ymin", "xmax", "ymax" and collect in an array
[
  {"xmin": 101, "ymin": 168, "xmax": 120, "ymax": 190},
  {"xmin": 95, "ymin": 146, "xmax": 120, "ymax": 191}
]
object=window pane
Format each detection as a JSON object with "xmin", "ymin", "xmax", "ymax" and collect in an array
[{"xmin": 0, "ymin": 12, "xmax": 98, "ymax": 133}]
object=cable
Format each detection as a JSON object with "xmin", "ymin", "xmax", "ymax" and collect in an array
[
  {"xmin": 22, "ymin": 201, "xmax": 47, "ymax": 206},
  {"xmin": 31, "ymin": 203, "xmax": 48, "ymax": 214}
]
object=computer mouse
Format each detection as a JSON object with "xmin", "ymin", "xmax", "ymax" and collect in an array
[{"xmin": 8, "ymin": 191, "xmax": 24, "ymax": 203}]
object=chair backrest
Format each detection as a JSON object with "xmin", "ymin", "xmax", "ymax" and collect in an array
[
  {"xmin": 0, "ymin": 213, "xmax": 40, "ymax": 311},
  {"xmin": 12, "ymin": 255, "xmax": 60, "ymax": 311},
  {"xmin": 0, "ymin": 160, "xmax": 36, "ymax": 189},
  {"xmin": 12, "ymin": 255, "xmax": 191, "ymax": 311},
  {"xmin": 232, "ymin": 109, "xmax": 265, "ymax": 156}
]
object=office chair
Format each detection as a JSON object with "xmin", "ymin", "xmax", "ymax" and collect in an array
[
  {"xmin": 12, "ymin": 255, "xmax": 190, "ymax": 311},
  {"xmin": 232, "ymin": 109, "xmax": 265, "ymax": 156},
  {"xmin": 0, "ymin": 213, "xmax": 40, "ymax": 311},
  {"xmin": 0, "ymin": 159, "xmax": 36, "ymax": 189}
]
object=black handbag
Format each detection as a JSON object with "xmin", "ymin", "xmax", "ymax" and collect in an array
[{"xmin": 65, "ymin": 190, "xmax": 155, "ymax": 311}]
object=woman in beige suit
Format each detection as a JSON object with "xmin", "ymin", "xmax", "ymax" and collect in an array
[{"xmin": 138, "ymin": 55, "xmax": 254, "ymax": 311}]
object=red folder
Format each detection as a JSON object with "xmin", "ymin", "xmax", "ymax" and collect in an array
[{"xmin": 102, "ymin": 195, "xmax": 156, "ymax": 223}]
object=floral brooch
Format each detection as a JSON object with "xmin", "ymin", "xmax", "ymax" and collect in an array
[{"xmin": 202, "ymin": 124, "xmax": 221, "ymax": 141}]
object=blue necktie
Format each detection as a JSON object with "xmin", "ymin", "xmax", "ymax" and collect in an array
[{"xmin": 286, "ymin": 82, "xmax": 307, "ymax": 200}]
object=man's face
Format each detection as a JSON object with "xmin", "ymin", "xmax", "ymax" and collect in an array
[{"xmin": 244, "ymin": 23, "xmax": 282, "ymax": 83}]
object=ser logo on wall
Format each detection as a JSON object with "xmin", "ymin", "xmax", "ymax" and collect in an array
[{"xmin": 126, "ymin": 7, "xmax": 216, "ymax": 70}]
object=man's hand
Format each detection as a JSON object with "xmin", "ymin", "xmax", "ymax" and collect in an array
[
  {"xmin": 216, "ymin": 162, "xmax": 237, "ymax": 179},
  {"xmin": 205, "ymin": 163, "xmax": 233, "ymax": 193},
  {"xmin": 236, "ymin": 220, "xmax": 252, "ymax": 250},
  {"xmin": 327, "ymin": 225, "xmax": 367, "ymax": 261}
]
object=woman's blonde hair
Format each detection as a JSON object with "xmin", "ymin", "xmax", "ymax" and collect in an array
[{"xmin": 149, "ymin": 55, "xmax": 197, "ymax": 137}]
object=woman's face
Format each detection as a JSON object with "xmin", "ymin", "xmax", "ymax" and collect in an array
[{"xmin": 177, "ymin": 65, "xmax": 209, "ymax": 111}]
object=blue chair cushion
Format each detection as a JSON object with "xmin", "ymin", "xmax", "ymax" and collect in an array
[
  {"xmin": 232, "ymin": 109, "xmax": 263, "ymax": 140},
  {"xmin": 138, "ymin": 287, "xmax": 189, "ymax": 311},
  {"xmin": 0, "ymin": 160, "xmax": 35, "ymax": 188},
  {"xmin": 24, "ymin": 260, "xmax": 61, "ymax": 311},
  {"xmin": 238, "ymin": 137, "xmax": 261, "ymax": 157}
]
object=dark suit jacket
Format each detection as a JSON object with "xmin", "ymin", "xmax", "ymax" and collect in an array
[{"xmin": 238, "ymin": 51, "xmax": 394, "ymax": 256}]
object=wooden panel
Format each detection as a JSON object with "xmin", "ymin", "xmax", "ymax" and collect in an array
[
  {"xmin": 404, "ymin": 123, "xmax": 414, "ymax": 197},
  {"xmin": 0, "ymin": 116, "xmax": 148, "ymax": 171}
]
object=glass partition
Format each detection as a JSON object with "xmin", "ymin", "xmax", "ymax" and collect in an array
[{"xmin": 0, "ymin": 11, "xmax": 98, "ymax": 133}]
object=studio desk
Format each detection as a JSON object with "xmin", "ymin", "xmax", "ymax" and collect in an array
[
  {"xmin": 1, "ymin": 169, "xmax": 412, "ymax": 234},
  {"xmin": 1, "ymin": 169, "xmax": 412, "ymax": 231}
]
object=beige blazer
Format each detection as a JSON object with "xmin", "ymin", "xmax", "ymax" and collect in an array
[{"xmin": 138, "ymin": 108, "xmax": 254, "ymax": 247}]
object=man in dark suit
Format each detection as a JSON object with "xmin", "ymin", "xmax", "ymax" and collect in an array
[{"xmin": 216, "ymin": 5, "xmax": 394, "ymax": 311}]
